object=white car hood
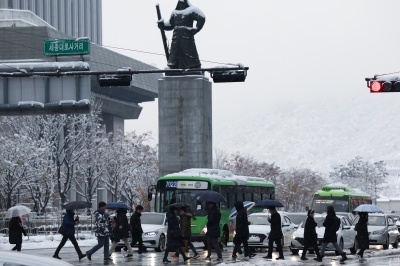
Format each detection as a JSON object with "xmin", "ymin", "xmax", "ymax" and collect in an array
[
  {"xmin": 368, "ymin": 225, "xmax": 386, "ymax": 233},
  {"xmin": 249, "ymin": 225, "xmax": 271, "ymax": 235},
  {"xmin": 142, "ymin": 224, "xmax": 165, "ymax": 233}
]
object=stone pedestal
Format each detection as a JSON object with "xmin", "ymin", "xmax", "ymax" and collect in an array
[{"xmin": 158, "ymin": 75, "xmax": 212, "ymax": 177}]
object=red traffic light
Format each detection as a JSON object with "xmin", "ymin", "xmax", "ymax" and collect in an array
[{"xmin": 370, "ymin": 81, "xmax": 382, "ymax": 92}]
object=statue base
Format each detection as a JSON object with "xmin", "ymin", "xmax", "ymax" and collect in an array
[{"xmin": 158, "ymin": 75, "xmax": 212, "ymax": 177}]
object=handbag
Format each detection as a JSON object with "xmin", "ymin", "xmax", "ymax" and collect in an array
[
  {"xmin": 58, "ymin": 225, "xmax": 67, "ymax": 235},
  {"xmin": 171, "ymin": 229, "xmax": 182, "ymax": 239}
]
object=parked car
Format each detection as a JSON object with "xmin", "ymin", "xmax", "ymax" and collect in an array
[
  {"xmin": 286, "ymin": 213, "xmax": 307, "ymax": 229},
  {"xmin": 247, "ymin": 212, "xmax": 296, "ymax": 248},
  {"xmin": 352, "ymin": 213, "xmax": 399, "ymax": 250},
  {"xmin": 291, "ymin": 214, "xmax": 357, "ymax": 255},
  {"xmin": 336, "ymin": 212, "xmax": 355, "ymax": 223},
  {"xmin": 117, "ymin": 212, "xmax": 167, "ymax": 252},
  {"xmin": 0, "ymin": 251, "xmax": 73, "ymax": 266}
]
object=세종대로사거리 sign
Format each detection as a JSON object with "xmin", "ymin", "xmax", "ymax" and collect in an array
[{"xmin": 44, "ymin": 39, "xmax": 90, "ymax": 56}]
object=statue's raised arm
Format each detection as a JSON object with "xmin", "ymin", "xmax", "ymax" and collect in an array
[{"xmin": 157, "ymin": 0, "xmax": 206, "ymax": 73}]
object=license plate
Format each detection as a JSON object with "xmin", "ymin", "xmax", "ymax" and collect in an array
[{"xmin": 248, "ymin": 237, "xmax": 260, "ymax": 242}]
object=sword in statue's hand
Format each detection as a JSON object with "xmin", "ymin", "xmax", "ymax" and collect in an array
[{"xmin": 156, "ymin": 4, "xmax": 170, "ymax": 61}]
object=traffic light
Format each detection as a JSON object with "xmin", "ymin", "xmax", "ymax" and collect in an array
[{"xmin": 366, "ymin": 78, "xmax": 400, "ymax": 93}]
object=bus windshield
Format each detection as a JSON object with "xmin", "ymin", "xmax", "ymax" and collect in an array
[
  {"xmin": 157, "ymin": 188, "xmax": 208, "ymax": 216},
  {"xmin": 312, "ymin": 195, "xmax": 349, "ymax": 213}
]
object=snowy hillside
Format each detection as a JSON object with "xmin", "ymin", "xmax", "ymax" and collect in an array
[{"xmin": 214, "ymin": 94, "xmax": 400, "ymax": 173}]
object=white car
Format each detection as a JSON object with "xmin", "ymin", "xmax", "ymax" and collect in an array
[
  {"xmin": 247, "ymin": 212, "xmax": 296, "ymax": 248},
  {"xmin": 0, "ymin": 251, "xmax": 73, "ymax": 266},
  {"xmin": 117, "ymin": 212, "xmax": 167, "ymax": 252},
  {"xmin": 291, "ymin": 214, "xmax": 357, "ymax": 255}
]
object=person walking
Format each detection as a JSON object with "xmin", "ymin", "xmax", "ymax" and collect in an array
[
  {"xmin": 86, "ymin": 202, "xmax": 112, "ymax": 262},
  {"xmin": 355, "ymin": 212, "xmax": 369, "ymax": 262},
  {"xmin": 9, "ymin": 210, "xmax": 27, "ymax": 252},
  {"xmin": 171, "ymin": 207, "xmax": 200, "ymax": 259},
  {"xmin": 234, "ymin": 201, "xmax": 253, "ymax": 261},
  {"xmin": 316, "ymin": 205, "xmax": 348, "ymax": 263},
  {"xmin": 300, "ymin": 209, "xmax": 322, "ymax": 261},
  {"xmin": 206, "ymin": 202, "xmax": 223, "ymax": 262},
  {"xmin": 162, "ymin": 206, "xmax": 191, "ymax": 264},
  {"xmin": 129, "ymin": 205, "xmax": 145, "ymax": 257},
  {"xmin": 53, "ymin": 210, "xmax": 86, "ymax": 260},
  {"xmin": 109, "ymin": 208, "xmax": 133, "ymax": 258},
  {"xmin": 263, "ymin": 206, "xmax": 284, "ymax": 260}
]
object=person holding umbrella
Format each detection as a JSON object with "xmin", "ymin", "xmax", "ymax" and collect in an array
[
  {"xmin": 8, "ymin": 209, "xmax": 27, "ymax": 252},
  {"xmin": 109, "ymin": 208, "xmax": 133, "ymax": 258},
  {"xmin": 263, "ymin": 206, "xmax": 284, "ymax": 260},
  {"xmin": 206, "ymin": 202, "xmax": 223, "ymax": 262},
  {"xmin": 300, "ymin": 209, "xmax": 322, "ymax": 261},
  {"xmin": 162, "ymin": 206, "xmax": 191, "ymax": 263},
  {"xmin": 53, "ymin": 209, "xmax": 86, "ymax": 260},
  {"xmin": 355, "ymin": 212, "xmax": 369, "ymax": 262},
  {"xmin": 86, "ymin": 202, "xmax": 112, "ymax": 261},
  {"xmin": 171, "ymin": 207, "xmax": 200, "ymax": 259}
]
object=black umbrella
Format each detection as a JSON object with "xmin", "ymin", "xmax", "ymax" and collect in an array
[
  {"xmin": 163, "ymin": 202, "xmax": 190, "ymax": 212},
  {"xmin": 62, "ymin": 201, "xmax": 90, "ymax": 210},
  {"xmin": 192, "ymin": 191, "xmax": 227, "ymax": 203},
  {"xmin": 254, "ymin": 200, "xmax": 284, "ymax": 208}
]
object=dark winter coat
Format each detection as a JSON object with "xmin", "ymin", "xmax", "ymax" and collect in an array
[
  {"xmin": 94, "ymin": 209, "xmax": 112, "ymax": 237},
  {"xmin": 62, "ymin": 212, "xmax": 77, "ymax": 236},
  {"xmin": 113, "ymin": 209, "xmax": 130, "ymax": 241},
  {"xmin": 166, "ymin": 211, "xmax": 183, "ymax": 247},
  {"xmin": 206, "ymin": 205, "xmax": 221, "ymax": 239},
  {"xmin": 234, "ymin": 201, "xmax": 249, "ymax": 238},
  {"xmin": 179, "ymin": 212, "xmax": 192, "ymax": 239},
  {"xmin": 130, "ymin": 211, "xmax": 143, "ymax": 234},
  {"xmin": 268, "ymin": 211, "xmax": 283, "ymax": 241},
  {"xmin": 355, "ymin": 214, "xmax": 369, "ymax": 249},
  {"xmin": 8, "ymin": 217, "xmax": 27, "ymax": 245},
  {"xmin": 323, "ymin": 210, "xmax": 339, "ymax": 243},
  {"xmin": 304, "ymin": 216, "xmax": 318, "ymax": 247}
]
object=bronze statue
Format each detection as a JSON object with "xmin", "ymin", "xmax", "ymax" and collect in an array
[{"xmin": 157, "ymin": 1, "xmax": 205, "ymax": 73}]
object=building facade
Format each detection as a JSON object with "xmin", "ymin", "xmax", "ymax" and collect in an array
[{"xmin": 0, "ymin": 0, "xmax": 102, "ymax": 45}]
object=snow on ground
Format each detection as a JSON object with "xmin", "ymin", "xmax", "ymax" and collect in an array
[
  {"xmin": 326, "ymin": 248, "xmax": 400, "ymax": 262},
  {"xmin": 220, "ymin": 259, "xmax": 302, "ymax": 266},
  {"xmin": 0, "ymin": 233, "xmax": 97, "ymax": 250}
]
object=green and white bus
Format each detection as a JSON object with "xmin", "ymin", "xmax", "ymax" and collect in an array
[
  {"xmin": 149, "ymin": 169, "xmax": 275, "ymax": 245},
  {"xmin": 310, "ymin": 183, "xmax": 372, "ymax": 213}
]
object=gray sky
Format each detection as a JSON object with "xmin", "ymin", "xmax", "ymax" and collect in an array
[{"xmin": 102, "ymin": 0, "xmax": 400, "ymax": 149}]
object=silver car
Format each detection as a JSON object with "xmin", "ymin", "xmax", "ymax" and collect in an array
[{"xmin": 353, "ymin": 213, "xmax": 399, "ymax": 249}]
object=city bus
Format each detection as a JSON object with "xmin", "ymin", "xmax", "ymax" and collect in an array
[
  {"xmin": 310, "ymin": 183, "xmax": 372, "ymax": 214},
  {"xmin": 149, "ymin": 169, "xmax": 275, "ymax": 245}
]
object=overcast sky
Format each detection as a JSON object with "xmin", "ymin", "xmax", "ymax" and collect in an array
[{"xmin": 102, "ymin": 0, "xmax": 400, "ymax": 146}]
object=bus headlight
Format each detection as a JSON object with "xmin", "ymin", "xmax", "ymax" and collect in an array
[{"xmin": 200, "ymin": 225, "xmax": 207, "ymax": 235}]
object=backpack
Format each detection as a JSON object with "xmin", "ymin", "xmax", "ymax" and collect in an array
[{"xmin": 333, "ymin": 216, "xmax": 341, "ymax": 232}]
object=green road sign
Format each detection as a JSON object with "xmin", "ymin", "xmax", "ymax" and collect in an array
[{"xmin": 44, "ymin": 39, "xmax": 90, "ymax": 56}]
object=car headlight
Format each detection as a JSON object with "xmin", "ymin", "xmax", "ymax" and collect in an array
[
  {"xmin": 145, "ymin": 231, "xmax": 158, "ymax": 236},
  {"xmin": 373, "ymin": 229, "xmax": 385, "ymax": 235},
  {"xmin": 200, "ymin": 225, "xmax": 207, "ymax": 235},
  {"xmin": 292, "ymin": 235, "xmax": 297, "ymax": 240}
]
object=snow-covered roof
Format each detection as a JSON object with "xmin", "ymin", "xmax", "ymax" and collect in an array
[
  {"xmin": 0, "ymin": 61, "xmax": 90, "ymax": 73},
  {"xmin": 318, "ymin": 182, "xmax": 370, "ymax": 196},
  {"xmin": 165, "ymin": 168, "xmax": 268, "ymax": 186}
]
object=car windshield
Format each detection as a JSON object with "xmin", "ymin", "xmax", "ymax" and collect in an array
[
  {"xmin": 287, "ymin": 214, "xmax": 306, "ymax": 225},
  {"xmin": 368, "ymin": 216, "xmax": 387, "ymax": 226},
  {"xmin": 141, "ymin": 214, "xmax": 165, "ymax": 225},
  {"xmin": 301, "ymin": 217, "xmax": 325, "ymax": 228},
  {"xmin": 248, "ymin": 215, "xmax": 270, "ymax": 225}
]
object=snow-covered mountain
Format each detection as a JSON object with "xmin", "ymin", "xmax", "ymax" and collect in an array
[{"xmin": 214, "ymin": 94, "xmax": 400, "ymax": 173}]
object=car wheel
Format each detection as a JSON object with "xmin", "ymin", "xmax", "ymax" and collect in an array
[
  {"xmin": 350, "ymin": 237, "xmax": 358, "ymax": 255},
  {"xmin": 383, "ymin": 236, "xmax": 389, "ymax": 250},
  {"xmin": 393, "ymin": 238, "xmax": 399, "ymax": 249},
  {"xmin": 335, "ymin": 239, "xmax": 344, "ymax": 256},
  {"xmin": 290, "ymin": 248, "xmax": 299, "ymax": 255},
  {"xmin": 155, "ymin": 234, "xmax": 166, "ymax": 252}
]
